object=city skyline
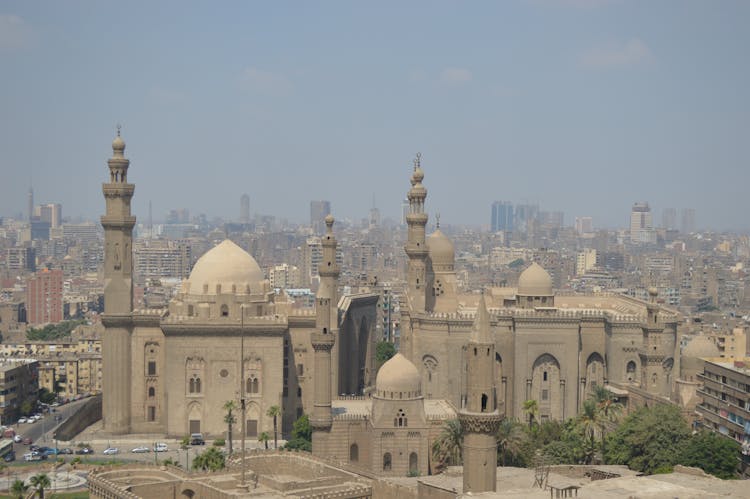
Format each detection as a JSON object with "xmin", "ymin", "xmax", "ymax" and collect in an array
[{"xmin": 1, "ymin": 1, "xmax": 749, "ymax": 230}]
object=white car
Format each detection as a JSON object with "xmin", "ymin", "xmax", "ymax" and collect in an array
[
  {"xmin": 103, "ymin": 447, "xmax": 119, "ymax": 455},
  {"xmin": 13, "ymin": 435, "xmax": 22, "ymax": 443},
  {"xmin": 17, "ymin": 418, "xmax": 27, "ymax": 424},
  {"xmin": 153, "ymin": 443, "xmax": 168, "ymax": 452},
  {"xmin": 131, "ymin": 446, "xmax": 150, "ymax": 453}
]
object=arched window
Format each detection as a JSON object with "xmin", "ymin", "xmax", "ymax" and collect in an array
[
  {"xmin": 220, "ymin": 304, "xmax": 229, "ymax": 317},
  {"xmin": 148, "ymin": 386, "xmax": 155, "ymax": 397},
  {"xmin": 350, "ymin": 443, "xmax": 359, "ymax": 462},
  {"xmin": 189, "ymin": 378, "xmax": 195, "ymax": 393},
  {"xmin": 383, "ymin": 453, "xmax": 392, "ymax": 471},
  {"xmin": 195, "ymin": 377, "xmax": 201, "ymax": 393},
  {"xmin": 246, "ymin": 378, "xmax": 253, "ymax": 393},
  {"xmin": 395, "ymin": 408, "xmax": 407, "ymax": 427},
  {"xmin": 252, "ymin": 378, "xmax": 259, "ymax": 394},
  {"xmin": 481, "ymin": 393, "xmax": 488, "ymax": 412},
  {"xmin": 626, "ymin": 361, "xmax": 637, "ymax": 382},
  {"xmin": 409, "ymin": 452, "xmax": 418, "ymax": 475}
]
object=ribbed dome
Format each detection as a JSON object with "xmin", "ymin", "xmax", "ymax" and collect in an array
[
  {"xmin": 518, "ymin": 262, "xmax": 553, "ymax": 296},
  {"xmin": 427, "ymin": 229, "xmax": 454, "ymax": 269},
  {"xmin": 375, "ymin": 353, "xmax": 422, "ymax": 399},
  {"xmin": 186, "ymin": 240, "xmax": 264, "ymax": 295},
  {"xmin": 683, "ymin": 335, "xmax": 720, "ymax": 358}
]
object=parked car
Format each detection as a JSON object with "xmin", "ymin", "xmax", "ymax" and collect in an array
[
  {"xmin": 3, "ymin": 452, "xmax": 15, "ymax": 462},
  {"xmin": 103, "ymin": 447, "xmax": 119, "ymax": 455},
  {"xmin": 75, "ymin": 447, "xmax": 94, "ymax": 455},
  {"xmin": 190, "ymin": 433, "xmax": 205, "ymax": 445},
  {"xmin": 42, "ymin": 448, "xmax": 59, "ymax": 456},
  {"xmin": 12, "ymin": 435, "xmax": 22, "ymax": 443},
  {"xmin": 153, "ymin": 443, "xmax": 168, "ymax": 452},
  {"xmin": 22, "ymin": 437, "xmax": 32, "ymax": 445},
  {"xmin": 17, "ymin": 418, "xmax": 27, "ymax": 424},
  {"xmin": 23, "ymin": 452, "xmax": 45, "ymax": 462},
  {"xmin": 131, "ymin": 446, "xmax": 150, "ymax": 453},
  {"xmin": 58, "ymin": 448, "xmax": 73, "ymax": 455}
]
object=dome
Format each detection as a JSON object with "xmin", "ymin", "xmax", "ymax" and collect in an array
[
  {"xmin": 518, "ymin": 262, "xmax": 553, "ymax": 296},
  {"xmin": 375, "ymin": 353, "xmax": 422, "ymax": 399},
  {"xmin": 186, "ymin": 239, "xmax": 264, "ymax": 295},
  {"xmin": 427, "ymin": 229, "xmax": 454, "ymax": 269},
  {"xmin": 112, "ymin": 133, "xmax": 125, "ymax": 154},
  {"xmin": 682, "ymin": 335, "xmax": 720, "ymax": 359}
]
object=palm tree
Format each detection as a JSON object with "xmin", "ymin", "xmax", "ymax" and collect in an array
[
  {"xmin": 10, "ymin": 479, "xmax": 28, "ymax": 499},
  {"xmin": 259, "ymin": 431, "xmax": 270, "ymax": 450},
  {"xmin": 591, "ymin": 386, "xmax": 623, "ymax": 458},
  {"xmin": 496, "ymin": 419, "xmax": 526, "ymax": 466},
  {"xmin": 29, "ymin": 473, "xmax": 51, "ymax": 499},
  {"xmin": 522, "ymin": 399, "xmax": 539, "ymax": 430},
  {"xmin": 223, "ymin": 400, "xmax": 237, "ymax": 455},
  {"xmin": 432, "ymin": 419, "xmax": 463, "ymax": 471},
  {"xmin": 577, "ymin": 399, "xmax": 601, "ymax": 464},
  {"xmin": 267, "ymin": 405, "xmax": 281, "ymax": 449},
  {"xmin": 192, "ymin": 446, "xmax": 226, "ymax": 472}
]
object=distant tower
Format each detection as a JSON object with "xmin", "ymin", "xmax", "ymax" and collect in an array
[
  {"xmin": 27, "ymin": 186, "xmax": 33, "ymax": 223},
  {"xmin": 459, "ymin": 293, "xmax": 501, "ymax": 493},
  {"xmin": 310, "ymin": 200, "xmax": 331, "ymax": 234},
  {"xmin": 240, "ymin": 194, "xmax": 250, "ymax": 223},
  {"xmin": 311, "ymin": 215, "xmax": 339, "ymax": 449},
  {"xmin": 101, "ymin": 127, "xmax": 135, "ymax": 434},
  {"xmin": 639, "ymin": 288, "xmax": 673, "ymax": 396},
  {"xmin": 630, "ymin": 202, "xmax": 655, "ymax": 243},
  {"xmin": 405, "ymin": 153, "xmax": 429, "ymax": 312}
]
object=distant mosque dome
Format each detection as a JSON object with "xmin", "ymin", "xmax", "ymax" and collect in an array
[
  {"xmin": 427, "ymin": 229, "xmax": 455, "ymax": 271},
  {"xmin": 375, "ymin": 353, "xmax": 422, "ymax": 399},
  {"xmin": 185, "ymin": 239, "xmax": 264, "ymax": 295},
  {"xmin": 517, "ymin": 262, "xmax": 553, "ymax": 296},
  {"xmin": 682, "ymin": 335, "xmax": 720, "ymax": 359}
]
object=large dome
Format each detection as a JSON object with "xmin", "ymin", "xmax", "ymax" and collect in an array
[
  {"xmin": 517, "ymin": 262, "xmax": 553, "ymax": 296},
  {"xmin": 427, "ymin": 229, "xmax": 455, "ymax": 270},
  {"xmin": 186, "ymin": 240, "xmax": 264, "ymax": 295},
  {"xmin": 682, "ymin": 335, "xmax": 720, "ymax": 359},
  {"xmin": 375, "ymin": 353, "xmax": 422, "ymax": 399}
]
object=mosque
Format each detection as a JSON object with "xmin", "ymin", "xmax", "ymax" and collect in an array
[{"xmin": 100, "ymin": 131, "xmax": 377, "ymax": 437}]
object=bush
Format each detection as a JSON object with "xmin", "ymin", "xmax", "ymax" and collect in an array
[{"xmin": 213, "ymin": 438, "xmax": 225, "ymax": 447}]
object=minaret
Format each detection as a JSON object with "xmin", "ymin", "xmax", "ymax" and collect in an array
[
  {"xmin": 100, "ymin": 127, "xmax": 135, "ymax": 434},
  {"xmin": 404, "ymin": 153, "xmax": 429, "ymax": 312},
  {"xmin": 639, "ymin": 287, "xmax": 668, "ymax": 396},
  {"xmin": 459, "ymin": 293, "xmax": 500, "ymax": 493}
]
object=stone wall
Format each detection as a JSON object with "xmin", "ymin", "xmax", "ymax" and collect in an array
[{"xmin": 56, "ymin": 395, "xmax": 101, "ymax": 441}]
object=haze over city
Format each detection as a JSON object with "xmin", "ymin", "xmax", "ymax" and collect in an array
[{"xmin": 1, "ymin": 1, "xmax": 748, "ymax": 229}]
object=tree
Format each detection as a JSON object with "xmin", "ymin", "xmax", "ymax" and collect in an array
[
  {"xmin": 284, "ymin": 414, "xmax": 312, "ymax": 451},
  {"xmin": 591, "ymin": 386, "xmax": 623, "ymax": 456},
  {"xmin": 375, "ymin": 341, "xmax": 396, "ymax": 364},
  {"xmin": 259, "ymin": 431, "xmax": 270, "ymax": 450},
  {"xmin": 10, "ymin": 479, "xmax": 28, "ymax": 499},
  {"xmin": 223, "ymin": 400, "xmax": 237, "ymax": 455},
  {"xmin": 267, "ymin": 405, "xmax": 281, "ymax": 449},
  {"xmin": 192, "ymin": 446, "xmax": 226, "ymax": 472},
  {"xmin": 604, "ymin": 404, "xmax": 690, "ymax": 474},
  {"xmin": 577, "ymin": 399, "xmax": 601, "ymax": 464},
  {"xmin": 29, "ymin": 473, "xmax": 51, "ymax": 499},
  {"xmin": 432, "ymin": 419, "xmax": 463, "ymax": 471},
  {"xmin": 496, "ymin": 419, "xmax": 526, "ymax": 466},
  {"xmin": 678, "ymin": 431, "xmax": 739, "ymax": 479},
  {"xmin": 522, "ymin": 399, "xmax": 539, "ymax": 430}
]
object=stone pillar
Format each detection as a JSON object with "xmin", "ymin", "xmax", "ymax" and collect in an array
[
  {"xmin": 310, "ymin": 329, "xmax": 335, "ymax": 454},
  {"xmin": 460, "ymin": 414, "xmax": 501, "ymax": 493}
]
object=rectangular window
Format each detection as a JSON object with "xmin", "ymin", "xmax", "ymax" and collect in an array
[
  {"xmin": 148, "ymin": 361, "xmax": 156, "ymax": 376},
  {"xmin": 297, "ymin": 364, "xmax": 304, "ymax": 376},
  {"xmin": 247, "ymin": 419, "xmax": 258, "ymax": 437},
  {"xmin": 148, "ymin": 406, "xmax": 156, "ymax": 421},
  {"xmin": 542, "ymin": 389, "xmax": 548, "ymax": 401},
  {"xmin": 189, "ymin": 419, "xmax": 200, "ymax": 434}
]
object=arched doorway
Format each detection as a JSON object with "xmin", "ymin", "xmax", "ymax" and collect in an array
[
  {"xmin": 409, "ymin": 452, "xmax": 418, "ymax": 475},
  {"xmin": 531, "ymin": 354, "xmax": 562, "ymax": 421}
]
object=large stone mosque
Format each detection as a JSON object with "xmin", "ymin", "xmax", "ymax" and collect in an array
[{"xmin": 100, "ymin": 131, "xmax": 689, "ymax": 492}]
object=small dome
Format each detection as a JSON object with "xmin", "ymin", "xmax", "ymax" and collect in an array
[
  {"xmin": 112, "ymin": 133, "xmax": 125, "ymax": 154},
  {"xmin": 186, "ymin": 239, "xmax": 264, "ymax": 295},
  {"xmin": 683, "ymin": 335, "xmax": 720, "ymax": 359},
  {"xmin": 375, "ymin": 353, "xmax": 421, "ymax": 399},
  {"xmin": 427, "ymin": 229, "xmax": 455, "ymax": 269},
  {"xmin": 518, "ymin": 262, "xmax": 553, "ymax": 296},
  {"xmin": 412, "ymin": 166, "xmax": 424, "ymax": 183}
]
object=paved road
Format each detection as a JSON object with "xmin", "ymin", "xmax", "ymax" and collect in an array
[{"xmin": 10, "ymin": 398, "xmax": 90, "ymax": 448}]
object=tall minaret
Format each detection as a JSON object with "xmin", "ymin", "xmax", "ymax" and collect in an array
[
  {"xmin": 310, "ymin": 215, "xmax": 339, "ymax": 452},
  {"xmin": 459, "ymin": 293, "xmax": 500, "ymax": 493},
  {"xmin": 404, "ymin": 153, "xmax": 428, "ymax": 313},
  {"xmin": 101, "ymin": 127, "xmax": 135, "ymax": 434},
  {"xmin": 639, "ymin": 287, "xmax": 668, "ymax": 396}
]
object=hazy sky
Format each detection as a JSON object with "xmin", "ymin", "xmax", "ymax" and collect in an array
[{"xmin": 1, "ymin": 1, "xmax": 748, "ymax": 230}]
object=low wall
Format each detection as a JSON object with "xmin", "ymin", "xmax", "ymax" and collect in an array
[{"xmin": 56, "ymin": 395, "xmax": 102, "ymax": 441}]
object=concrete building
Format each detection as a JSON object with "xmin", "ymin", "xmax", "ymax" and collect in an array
[
  {"xmin": 310, "ymin": 200, "xmax": 331, "ymax": 235},
  {"xmin": 575, "ymin": 217, "xmax": 593, "ymax": 235},
  {"xmin": 630, "ymin": 202, "xmax": 655, "ymax": 244},
  {"xmin": 134, "ymin": 239, "xmax": 192, "ymax": 280},
  {"xmin": 26, "ymin": 268, "xmax": 64, "ymax": 325},
  {"xmin": 240, "ymin": 194, "xmax": 250, "ymax": 223},
  {"xmin": 5, "ymin": 246, "xmax": 36, "ymax": 272},
  {"xmin": 0, "ymin": 359, "xmax": 39, "ymax": 424},
  {"xmin": 575, "ymin": 249, "xmax": 597, "ymax": 276},
  {"xmin": 35, "ymin": 203, "xmax": 62, "ymax": 228},
  {"xmin": 491, "ymin": 201, "xmax": 513, "ymax": 233}
]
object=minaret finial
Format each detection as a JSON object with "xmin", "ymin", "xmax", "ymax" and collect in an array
[
  {"xmin": 116, "ymin": 123, "xmax": 121, "ymax": 137},
  {"xmin": 416, "ymin": 152, "xmax": 421, "ymax": 169},
  {"xmin": 436, "ymin": 213, "xmax": 440, "ymax": 229}
]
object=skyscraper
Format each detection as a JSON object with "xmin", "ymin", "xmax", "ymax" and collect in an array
[
  {"xmin": 35, "ymin": 203, "xmax": 62, "ymax": 228},
  {"xmin": 575, "ymin": 217, "xmax": 593, "ymax": 235},
  {"xmin": 26, "ymin": 268, "xmax": 63, "ymax": 325},
  {"xmin": 680, "ymin": 208, "xmax": 696, "ymax": 233},
  {"xmin": 310, "ymin": 200, "xmax": 331, "ymax": 234},
  {"xmin": 240, "ymin": 194, "xmax": 250, "ymax": 223},
  {"xmin": 630, "ymin": 202, "xmax": 655, "ymax": 244},
  {"xmin": 490, "ymin": 201, "xmax": 513, "ymax": 232},
  {"xmin": 661, "ymin": 208, "xmax": 677, "ymax": 230}
]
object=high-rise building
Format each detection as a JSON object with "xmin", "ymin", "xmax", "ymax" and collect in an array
[
  {"xmin": 5, "ymin": 247, "xmax": 36, "ymax": 272},
  {"xmin": 310, "ymin": 200, "xmax": 331, "ymax": 234},
  {"xmin": 575, "ymin": 249, "xmax": 597, "ymax": 276},
  {"xmin": 26, "ymin": 268, "xmax": 64, "ymax": 325},
  {"xmin": 630, "ymin": 202, "xmax": 656, "ymax": 244},
  {"xmin": 490, "ymin": 201, "xmax": 513, "ymax": 232},
  {"xmin": 681, "ymin": 208, "xmax": 696, "ymax": 233},
  {"xmin": 35, "ymin": 203, "xmax": 62, "ymax": 228},
  {"xmin": 575, "ymin": 217, "xmax": 593, "ymax": 235},
  {"xmin": 514, "ymin": 203, "xmax": 538, "ymax": 233},
  {"xmin": 240, "ymin": 194, "xmax": 250, "ymax": 223},
  {"xmin": 134, "ymin": 239, "xmax": 192, "ymax": 279},
  {"xmin": 661, "ymin": 208, "xmax": 677, "ymax": 230}
]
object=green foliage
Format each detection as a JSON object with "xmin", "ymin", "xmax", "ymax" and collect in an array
[
  {"xmin": 375, "ymin": 341, "xmax": 396, "ymax": 363},
  {"xmin": 678, "ymin": 431, "xmax": 739, "ymax": 479},
  {"xmin": 284, "ymin": 414, "xmax": 312, "ymax": 452},
  {"xmin": 223, "ymin": 400, "xmax": 236, "ymax": 455},
  {"xmin": 522, "ymin": 399, "xmax": 539, "ymax": 429},
  {"xmin": 26, "ymin": 320, "xmax": 85, "ymax": 341},
  {"xmin": 432, "ymin": 419, "xmax": 463, "ymax": 470},
  {"xmin": 604, "ymin": 404, "xmax": 690, "ymax": 474},
  {"xmin": 30, "ymin": 473, "xmax": 51, "ymax": 499},
  {"xmin": 259, "ymin": 431, "xmax": 270, "ymax": 449},
  {"xmin": 508, "ymin": 258, "xmax": 525, "ymax": 269},
  {"xmin": 38, "ymin": 387, "xmax": 57, "ymax": 404},
  {"xmin": 213, "ymin": 438, "xmax": 225, "ymax": 447},
  {"xmin": 20, "ymin": 399, "xmax": 34, "ymax": 416},
  {"xmin": 180, "ymin": 436, "xmax": 190, "ymax": 449},
  {"xmin": 496, "ymin": 419, "xmax": 527, "ymax": 466},
  {"xmin": 267, "ymin": 405, "xmax": 281, "ymax": 449},
  {"xmin": 192, "ymin": 446, "xmax": 226, "ymax": 472},
  {"xmin": 162, "ymin": 457, "xmax": 180, "ymax": 467},
  {"xmin": 10, "ymin": 479, "xmax": 29, "ymax": 499}
]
